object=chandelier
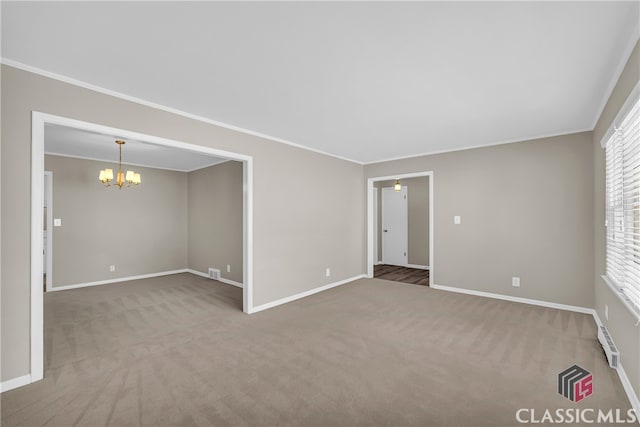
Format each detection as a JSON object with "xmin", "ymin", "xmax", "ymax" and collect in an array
[{"xmin": 98, "ymin": 140, "xmax": 141, "ymax": 188}]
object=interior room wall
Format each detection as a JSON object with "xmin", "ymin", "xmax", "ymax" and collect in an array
[
  {"xmin": 365, "ymin": 131, "xmax": 594, "ymax": 309},
  {"xmin": 44, "ymin": 155, "xmax": 189, "ymax": 288},
  {"xmin": 592, "ymin": 39, "xmax": 639, "ymax": 401},
  {"xmin": 188, "ymin": 161, "xmax": 243, "ymax": 283},
  {"xmin": 1, "ymin": 64, "xmax": 365, "ymax": 382},
  {"xmin": 375, "ymin": 177, "xmax": 429, "ymax": 266}
]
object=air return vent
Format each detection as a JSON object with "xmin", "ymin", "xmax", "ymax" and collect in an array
[
  {"xmin": 598, "ymin": 325, "xmax": 619, "ymax": 368},
  {"xmin": 208, "ymin": 268, "xmax": 220, "ymax": 280}
]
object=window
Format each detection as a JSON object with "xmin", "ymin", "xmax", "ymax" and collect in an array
[{"xmin": 604, "ymin": 87, "xmax": 640, "ymax": 317}]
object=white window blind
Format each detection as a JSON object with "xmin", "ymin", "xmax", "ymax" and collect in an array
[{"xmin": 605, "ymin": 94, "xmax": 640, "ymax": 316}]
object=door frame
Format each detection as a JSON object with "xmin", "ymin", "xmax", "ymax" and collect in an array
[
  {"xmin": 367, "ymin": 171, "xmax": 433, "ymax": 278},
  {"xmin": 381, "ymin": 185, "xmax": 408, "ymax": 266},
  {"xmin": 372, "ymin": 188, "xmax": 378, "ymax": 264},
  {"xmin": 44, "ymin": 171, "xmax": 53, "ymax": 292},
  {"xmin": 31, "ymin": 111, "xmax": 254, "ymax": 382}
]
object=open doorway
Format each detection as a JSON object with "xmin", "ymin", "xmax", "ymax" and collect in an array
[
  {"xmin": 30, "ymin": 111, "xmax": 254, "ymax": 383},
  {"xmin": 367, "ymin": 172, "xmax": 433, "ymax": 286}
]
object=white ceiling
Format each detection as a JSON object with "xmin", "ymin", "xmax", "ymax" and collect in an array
[
  {"xmin": 45, "ymin": 124, "xmax": 229, "ymax": 172},
  {"xmin": 3, "ymin": 2, "xmax": 639, "ymax": 164}
]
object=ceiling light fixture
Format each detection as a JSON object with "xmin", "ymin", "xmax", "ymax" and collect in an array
[
  {"xmin": 394, "ymin": 179, "xmax": 401, "ymax": 192},
  {"xmin": 99, "ymin": 140, "xmax": 141, "ymax": 189}
]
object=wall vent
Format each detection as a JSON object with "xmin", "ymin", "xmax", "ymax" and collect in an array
[
  {"xmin": 208, "ymin": 268, "xmax": 220, "ymax": 280},
  {"xmin": 598, "ymin": 325, "xmax": 619, "ymax": 368}
]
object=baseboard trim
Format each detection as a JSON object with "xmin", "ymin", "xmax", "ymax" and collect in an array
[
  {"xmin": 429, "ymin": 283, "xmax": 594, "ymax": 314},
  {"xmin": 406, "ymin": 264, "xmax": 429, "ymax": 270},
  {"xmin": 375, "ymin": 262, "xmax": 429, "ymax": 270},
  {"xmin": 218, "ymin": 277, "xmax": 243, "ymax": 288},
  {"xmin": 186, "ymin": 269, "xmax": 243, "ymax": 288},
  {"xmin": 250, "ymin": 274, "xmax": 366, "ymax": 314},
  {"xmin": 591, "ymin": 312, "xmax": 640, "ymax": 415},
  {"xmin": 616, "ymin": 364, "xmax": 640, "ymax": 416},
  {"xmin": 1, "ymin": 374, "xmax": 32, "ymax": 393},
  {"xmin": 48, "ymin": 269, "xmax": 189, "ymax": 291},
  {"xmin": 187, "ymin": 269, "xmax": 209, "ymax": 279}
]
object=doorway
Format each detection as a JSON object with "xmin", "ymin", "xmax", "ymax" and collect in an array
[
  {"xmin": 30, "ymin": 111, "xmax": 254, "ymax": 384},
  {"xmin": 367, "ymin": 172, "xmax": 433, "ymax": 282}
]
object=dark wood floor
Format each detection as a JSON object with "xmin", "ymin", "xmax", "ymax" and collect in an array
[{"xmin": 374, "ymin": 264, "xmax": 429, "ymax": 286}]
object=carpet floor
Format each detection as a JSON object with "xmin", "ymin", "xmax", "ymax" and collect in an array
[
  {"xmin": 374, "ymin": 264, "xmax": 429, "ymax": 286},
  {"xmin": 1, "ymin": 273, "xmax": 631, "ymax": 426}
]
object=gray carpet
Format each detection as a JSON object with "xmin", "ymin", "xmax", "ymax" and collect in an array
[{"xmin": 1, "ymin": 273, "xmax": 632, "ymax": 426}]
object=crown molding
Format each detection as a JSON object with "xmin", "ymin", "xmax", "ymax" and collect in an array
[{"xmin": 1, "ymin": 58, "xmax": 364, "ymax": 166}]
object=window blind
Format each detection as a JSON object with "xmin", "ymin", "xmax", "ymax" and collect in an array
[{"xmin": 605, "ymin": 95, "xmax": 640, "ymax": 315}]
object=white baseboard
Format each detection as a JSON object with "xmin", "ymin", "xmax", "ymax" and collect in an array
[
  {"xmin": 219, "ymin": 277, "xmax": 243, "ymax": 288},
  {"xmin": 1, "ymin": 374, "xmax": 31, "ymax": 393},
  {"xmin": 429, "ymin": 283, "xmax": 594, "ymax": 314},
  {"xmin": 48, "ymin": 269, "xmax": 190, "ymax": 291},
  {"xmin": 186, "ymin": 269, "xmax": 243, "ymax": 288},
  {"xmin": 375, "ymin": 262, "xmax": 429, "ymax": 270},
  {"xmin": 616, "ymin": 364, "xmax": 640, "ymax": 416},
  {"xmin": 187, "ymin": 269, "xmax": 209, "ymax": 279},
  {"xmin": 591, "ymin": 311, "xmax": 640, "ymax": 415},
  {"xmin": 406, "ymin": 264, "xmax": 429, "ymax": 270},
  {"xmin": 250, "ymin": 274, "xmax": 366, "ymax": 314}
]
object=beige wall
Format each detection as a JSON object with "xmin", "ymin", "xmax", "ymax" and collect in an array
[
  {"xmin": 188, "ymin": 161, "xmax": 243, "ymax": 283},
  {"xmin": 593, "ymin": 40, "xmax": 639, "ymax": 400},
  {"xmin": 375, "ymin": 177, "xmax": 429, "ymax": 266},
  {"xmin": 44, "ymin": 155, "xmax": 188, "ymax": 287},
  {"xmin": 365, "ymin": 132, "xmax": 595, "ymax": 308},
  {"xmin": 1, "ymin": 65, "xmax": 365, "ymax": 381}
]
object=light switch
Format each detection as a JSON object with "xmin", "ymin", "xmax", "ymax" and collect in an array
[
  {"xmin": 54, "ymin": 218, "xmax": 62, "ymax": 227},
  {"xmin": 454, "ymin": 216, "xmax": 461, "ymax": 225}
]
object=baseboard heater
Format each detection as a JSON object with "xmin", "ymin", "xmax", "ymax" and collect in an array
[{"xmin": 598, "ymin": 325, "xmax": 619, "ymax": 368}]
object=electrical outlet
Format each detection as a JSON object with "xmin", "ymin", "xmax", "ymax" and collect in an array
[
  {"xmin": 325, "ymin": 268, "xmax": 331, "ymax": 277},
  {"xmin": 512, "ymin": 277, "xmax": 520, "ymax": 287},
  {"xmin": 109, "ymin": 265, "xmax": 116, "ymax": 272},
  {"xmin": 227, "ymin": 264, "xmax": 231, "ymax": 273},
  {"xmin": 605, "ymin": 304, "xmax": 609, "ymax": 320},
  {"xmin": 454, "ymin": 216, "xmax": 461, "ymax": 225}
]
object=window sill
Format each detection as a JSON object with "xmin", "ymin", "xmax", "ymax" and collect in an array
[{"xmin": 601, "ymin": 275, "xmax": 640, "ymax": 325}]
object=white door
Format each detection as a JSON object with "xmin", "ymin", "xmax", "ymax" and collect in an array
[{"xmin": 382, "ymin": 186, "xmax": 408, "ymax": 266}]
